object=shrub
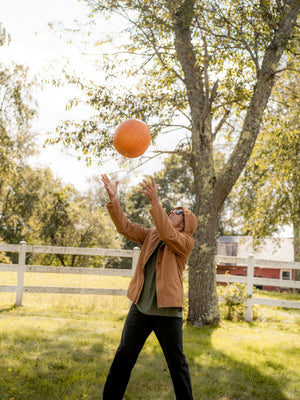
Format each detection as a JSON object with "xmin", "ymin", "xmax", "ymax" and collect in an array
[{"xmin": 218, "ymin": 282, "xmax": 247, "ymax": 321}]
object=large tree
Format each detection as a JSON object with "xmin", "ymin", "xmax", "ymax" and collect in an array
[
  {"xmin": 0, "ymin": 40, "xmax": 39, "ymax": 247},
  {"xmin": 50, "ymin": 0, "xmax": 300, "ymax": 325}
]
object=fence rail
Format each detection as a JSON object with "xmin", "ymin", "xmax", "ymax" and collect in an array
[
  {"xmin": 1, "ymin": 242, "xmax": 300, "ymax": 321},
  {"xmin": 216, "ymin": 254, "xmax": 300, "ymax": 321},
  {"xmin": 0, "ymin": 242, "xmax": 140, "ymax": 303}
]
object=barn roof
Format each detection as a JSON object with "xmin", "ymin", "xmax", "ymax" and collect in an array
[{"xmin": 217, "ymin": 236, "xmax": 293, "ymax": 262}]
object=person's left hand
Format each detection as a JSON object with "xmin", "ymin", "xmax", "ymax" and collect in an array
[{"xmin": 139, "ymin": 177, "xmax": 159, "ymax": 206}]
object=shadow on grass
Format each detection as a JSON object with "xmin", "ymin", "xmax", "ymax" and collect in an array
[
  {"xmin": 0, "ymin": 303, "xmax": 17, "ymax": 313},
  {"xmin": 0, "ymin": 312, "xmax": 294, "ymax": 400},
  {"xmin": 103, "ymin": 322, "xmax": 292, "ymax": 400},
  {"xmin": 183, "ymin": 324, "xmax": 290, "ymax": 400}
]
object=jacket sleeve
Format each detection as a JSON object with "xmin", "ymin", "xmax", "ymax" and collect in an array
[
  {"xmin": 149, "ymin": 202, "xmax": 194, "ymax": 257},
  {"xmin": 106, "ymin": 198, "xmax": 149, "ymax": 245}
]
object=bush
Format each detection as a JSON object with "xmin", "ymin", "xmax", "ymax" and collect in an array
[{"xmin": 218, "ymin": 282, "xmax": 247, "ymax": 321}]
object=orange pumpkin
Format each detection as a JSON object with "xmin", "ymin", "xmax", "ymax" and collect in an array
[{"xmin": 113, "ymin": 119, "xmax": 151, "ymax": 158}]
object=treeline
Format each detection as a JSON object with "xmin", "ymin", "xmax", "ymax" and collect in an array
[{"xmin": 0, "ymin": 167, "xmax": 124, "ymax": 268}]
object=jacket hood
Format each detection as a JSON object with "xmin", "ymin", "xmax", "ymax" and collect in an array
[{"xmin": 172, "ymin": 207, "xmax": 198, "ymax": 235}]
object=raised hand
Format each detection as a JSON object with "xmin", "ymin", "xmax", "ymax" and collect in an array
[
  {"xmin": 101, "ymin": 174, "xmax": 119, "ymax": 201},
  {"xmin": 139, "ymin": 176, "xmax": 159, "ymax": 206}
]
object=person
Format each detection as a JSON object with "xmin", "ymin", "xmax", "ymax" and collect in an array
[{"xmin": 101, "ymin": 174, "xmax": 198, "ymax": 400}]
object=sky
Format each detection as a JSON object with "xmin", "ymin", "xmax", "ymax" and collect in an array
[{"xmin": 0, "ymin": 0, "xmax": 169, "ymax": 192}]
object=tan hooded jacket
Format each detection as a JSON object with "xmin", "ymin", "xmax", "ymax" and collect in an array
[{"xmin": 106, "ymin": 198, "xmax": 198, "ymax": 308}]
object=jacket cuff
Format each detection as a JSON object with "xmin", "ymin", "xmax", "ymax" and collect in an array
[{"xmin": 106, "ymin": 197, "xmax": 118, "ymax": 207}]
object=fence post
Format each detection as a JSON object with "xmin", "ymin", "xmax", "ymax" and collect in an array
[
  {"xmin": 245, "ymin": 254, "xmax": 255, "ymax": 322},
  {"xmin": 131, "ymin": 247, "xmax": 140, "ymax": 273},
  {"xmin": 16, "ymin": 241, "xmax": 27, "ymax": 307}
]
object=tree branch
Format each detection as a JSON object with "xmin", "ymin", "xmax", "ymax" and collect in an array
[
  {"xmin": 216, "ymin": 0, "xmax": 300, "ymax": 201},
  {"xmin": 212, "ymin": 108, "xmax": 231, "ymax": 141}
]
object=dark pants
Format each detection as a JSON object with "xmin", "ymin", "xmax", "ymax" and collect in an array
[{"xmin": 102, "ymin": 303, "xmax": 193, "ymax": 400}]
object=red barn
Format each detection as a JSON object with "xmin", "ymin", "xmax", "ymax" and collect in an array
[{"xmin": 216, "ymin": 237, "xmax": 294, "ymax": 291}]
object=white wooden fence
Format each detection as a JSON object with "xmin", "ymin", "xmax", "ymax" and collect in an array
[
  {"xmin": 215, "ymin": 254, "xmax": 300, "ymax": 321},
  {"xmin": 1, "ymin": 242, "xmax": 300, "ymax": 322},
  {"xmin": 0, "ymin": 242, "xmax": 140, "ymax": 305}
]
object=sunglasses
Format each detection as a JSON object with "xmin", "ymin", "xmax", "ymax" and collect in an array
[{"xmin": 174, "ymin": 209, "xmax": 184, "ymax": 215}]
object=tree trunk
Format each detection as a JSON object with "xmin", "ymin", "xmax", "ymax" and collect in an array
[
  {"xmin": 172, "ymin": 0, "xmax": 300, "ymax": 326},
  {"xmin": 293, "ymin": 222, "xmax": 300, "ymax": 289},
  {"xmin": 188, "ymin": 208, "xmax": 220, "ymax": 326}
]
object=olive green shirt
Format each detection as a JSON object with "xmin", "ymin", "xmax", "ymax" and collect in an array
[{"xmin": 137, "ymin": 242, "xmax": 182, "ymax": 318}]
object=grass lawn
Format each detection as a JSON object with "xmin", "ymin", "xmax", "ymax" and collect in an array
[{"xmin": 0, "ymin": 272, "xmax": 299, "ymax": 400}]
